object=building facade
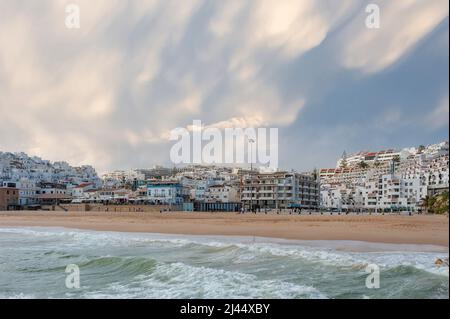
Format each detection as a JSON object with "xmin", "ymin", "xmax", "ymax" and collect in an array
[
  {"xmin": 320, "ymin": 142, "xmax": 449, "ymax": 212},
  {"xmin": 241, "ymin": 171, "xmax": 320, "ymax": 210},
  {"xmin": 2, "ymin": 180, "xmax": 39, "ymax": 206},
  {"xmin": 147, "ymin": 181, "xmax": 185, "ymax": 205},
  {"xmin": 0, "ymin": 187, "xmax": 19, "ymax": 210},
  {"xmin": 205, "ymin": 184, "xmax": 239, "ymax": 203}
]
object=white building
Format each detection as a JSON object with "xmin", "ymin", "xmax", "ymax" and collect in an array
[
  {"xmin": 147, "ymin": 181, "xmax": 185, "ymax": 205},
  {"xmin": 205, "ymin": 184, "xmax": 239, "ymax": 203},
  {"xmin": 321, "ymin": 141, "xmax": 449, "ymax": 212},
  {"xmin": 241, "ymin": 171, "xmax": 320, "ymax": 210},
  {"xmin": 336, "ymin": 149, "xmax": 401, "ymax": 168},
  {"xmin": 70, "ymin": 182, "xmax": 96, "ymax": 199},
  {"xmin": 0, "ymin": 151, "xmax": 102, "ymax": 196},
  {"xmin": 366, "ymin": 174, "xmax": 426, "ymax": 211},
  {"xmin": 102, "ymin": 169, "xmax": 145, "ymax": 188},
  {"xmin": 2, "ymin": 179, "xmax": 39, "ymax": 206},
  {"xmin": 188, "ymin": 180, "xmax": 209, "ymax": 202}
]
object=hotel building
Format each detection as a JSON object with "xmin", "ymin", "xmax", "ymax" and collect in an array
[{"xmin": 240, "ymin": 171, "xmax": 320, "ymax": 210}]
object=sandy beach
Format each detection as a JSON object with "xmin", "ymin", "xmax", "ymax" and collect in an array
[{"xmin": 0, "ymin": 211, "xmax": 448, "ymax": 247}]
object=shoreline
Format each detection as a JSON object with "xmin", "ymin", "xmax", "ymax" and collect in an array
[
  {"xmin": 1, "ymin": 211, "xmax": 448, "ymax": 248},
  {"xmin": 2, "ymin": 225, "xmax": 448, "ymax": 253}
]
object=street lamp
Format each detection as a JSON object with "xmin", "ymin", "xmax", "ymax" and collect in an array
[{"xmin": 249, "ymin": 138, "xmax": 255, "ymax": 212}]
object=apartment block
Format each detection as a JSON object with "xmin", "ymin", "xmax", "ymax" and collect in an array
[
  {"xmin": 147, "ymin": 181, "xmax": 185, "ymax": 205},
  {"xmin": 204, "ymin": 184, "xmax": 240, "ymax": 203},
  {"xmin": 240, "ymin": 171, "xmax": 320, "ymax": 210}
]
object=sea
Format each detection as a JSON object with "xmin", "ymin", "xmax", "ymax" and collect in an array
[{"xmin": 0, "ymin": 227, "xmax": 448, "ymax": 299}]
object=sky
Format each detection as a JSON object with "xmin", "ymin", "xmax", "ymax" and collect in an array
[{"xmin": 0, "ymin": 0, "xmax": 448, "ymax": 174}]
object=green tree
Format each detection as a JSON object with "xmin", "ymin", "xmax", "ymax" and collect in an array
[
  {"xmin": 340, "ymin": 151, "xmax": 348, "ymax": 169},
  {"xmin": 421, "ymin": 196, "xmax": 433, "ymax": 213},
  {"xmin": 357, "ymin": 161, "xmax": 369, "ymax": 169},
  {"xmin": 422, "ymin": 192, "xmax": 449, "ymax": 214},
  {"xmin": 312, "ymin": 168, "xmax": 318, "ymax": 181}
]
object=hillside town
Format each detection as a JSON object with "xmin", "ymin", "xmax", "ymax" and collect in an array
[
  {"xmin": 0, "ymin": 141, "xmax": 448, "ymax": 213},
  {"xmin": 320, "ymin": 141, "xmax": 449, "ymax": 213}
]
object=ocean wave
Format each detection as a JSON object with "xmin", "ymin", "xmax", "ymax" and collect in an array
[
  {"xmin": 83, "ymin": 261, "xmax": 327, "ymax": 299},
  {"xmin": 79, "ymin": 256, "xmax": 158, "ymax": 277},
  {"xmin": 1, "ymin": 227, "xmax": 448, "ymax": 278}
]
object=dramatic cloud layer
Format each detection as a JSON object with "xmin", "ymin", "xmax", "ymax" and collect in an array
[{"xmin": 0, "ymin": 0, "xmax": 448, "ymax": 173}]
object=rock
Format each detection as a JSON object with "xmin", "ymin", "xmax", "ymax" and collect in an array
[{"xmin": 435, "ymin": 258, "xmax": 449, "ymax": 267}]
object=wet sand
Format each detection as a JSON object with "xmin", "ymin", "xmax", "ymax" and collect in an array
[{"xmin": 0, "ymin": 211, "xmax": 448, "ymax": 247}]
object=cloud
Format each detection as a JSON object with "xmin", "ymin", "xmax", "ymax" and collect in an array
[
  {"xmin": 427, "ymin": 95, "xmax": 449, "ymax": 129},
  {"xmin": 0, "ymin": 0, "xmax": 204, "ymax": 172},
  {"xmin": 0, "ymin": 0, "xmax": 447, "ymax": 173},
  {"xmin": 339, "ymin": 0, "xmax": 449, "ymax": 73},
  {"xmin": 212, "ymin": 0, "xmax": 358, "ymax": 59}
]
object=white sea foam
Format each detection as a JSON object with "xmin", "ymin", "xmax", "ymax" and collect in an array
[
  {"xmin": 0, "ymin": 227, "xmax": 448, "ymax": 277},
  {"xmin": 83, "ymin": 261, "xmax": 327, "ymax": 299},
  {"xmin": 0, "ymin": 227, "xmax": 448, "ymax": 299},
  {"xmin": 0, "ymin": 293, "xmax": 36, "ymax": 299}
]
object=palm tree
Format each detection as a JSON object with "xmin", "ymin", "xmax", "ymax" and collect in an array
[
  {"xmin": 420, "ymin": 196, "xmax": 430, "ymax": 214},
  {"xmin": 421, "ymin": 195, "xmax": 436, "ymax": 214}
]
